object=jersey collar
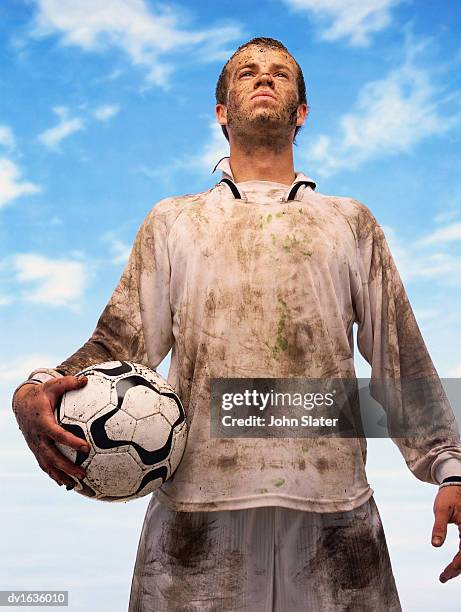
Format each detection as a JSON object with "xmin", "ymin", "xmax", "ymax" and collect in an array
[{"xmin": 212, "ymin": 156, "xmax": 316, "ymax": 201}]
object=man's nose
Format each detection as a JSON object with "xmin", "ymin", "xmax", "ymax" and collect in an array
[{"xmin": 255, "ymin": 73, "xmax": 274, "ymax": 87}]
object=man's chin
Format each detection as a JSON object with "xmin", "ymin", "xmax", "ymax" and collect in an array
[
  {"xmin": 241, "ymin": 112, "xmax": 284, "ymax": 128},
  {"xmin": 242, "ymin": 118, "xmax": 294, "ymax": 138}
]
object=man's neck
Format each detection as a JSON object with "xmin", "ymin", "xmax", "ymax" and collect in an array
[{"xmin": 228, "ymin": 142, "xmax": 296, "ymax": 185}]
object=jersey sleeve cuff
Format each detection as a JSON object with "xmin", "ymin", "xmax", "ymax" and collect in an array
[
  {"xmin": 26, "ymin": 368, "xmax": 64, "ymax": 383},
  {"xmin": 433, "ymin": 456, "xmax": 461, "ymax": 484}
]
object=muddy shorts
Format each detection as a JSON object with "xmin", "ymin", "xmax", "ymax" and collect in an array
[{"xmin": 128, "ymin": 495, "xmax": 401, "ymax": 612}]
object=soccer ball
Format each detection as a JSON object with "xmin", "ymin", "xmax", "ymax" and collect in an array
[{"xmin": 54, "ymin": 361, "xmax": 187, "ymax": 502}]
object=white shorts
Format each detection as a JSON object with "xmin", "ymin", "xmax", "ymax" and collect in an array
[{"xmin": 128, "ymin": 495, "xmax": 401, "ymax": 611}]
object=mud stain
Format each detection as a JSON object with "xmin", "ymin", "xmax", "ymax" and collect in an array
[
  {"xmin": 217, "ymin": 454, "xmax": 238, "ymax": 470},
  {"xmin": 162, "ymin": 513, "xmax": 217, "ymax": 572},
  {"xmin": 158, "ymin": 511, "xmax": 246, "ymax": 609},
  {"xmin": 308, "ymin": 522, "xmax": 383, "ymax": 592},
  {"xmin": 315, "ymin": 457, "xmax": 329, "ymax": 473}
]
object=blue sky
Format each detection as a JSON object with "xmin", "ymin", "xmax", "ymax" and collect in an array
[{"xmin": 1, "ymin": 1, "xmax": 461, "ymax": 610}]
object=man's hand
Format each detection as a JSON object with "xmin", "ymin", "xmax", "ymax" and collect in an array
[
  {"xmin": 432, "ymin": 485, "xmax": 461, "ymax": 583},
  {"xmin": 12, "ymin": 377, "xmax": 91, "ymax": 489}
]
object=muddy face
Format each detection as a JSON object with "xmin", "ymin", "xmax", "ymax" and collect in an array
[{"xmin": 221, "ymin": 45, "xmax": 305, "ymax": 150}]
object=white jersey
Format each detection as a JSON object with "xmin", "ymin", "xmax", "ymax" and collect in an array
[{"xmin": 29, "ymin": 157, "xmax": 461, "ymax": 512}]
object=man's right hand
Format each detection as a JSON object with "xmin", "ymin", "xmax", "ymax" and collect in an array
[{"xmin": 12, "ymin": 376, "xmax": 91, "ymax": 489}]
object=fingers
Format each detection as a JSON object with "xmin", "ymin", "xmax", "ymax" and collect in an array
[
  {"xmin": 440, "ymin": 550, "xmax": 461, "ymax": 583},
  {"xmin": 41, "ymin": 463, "xmax": 78, "ymax": 489},
  {"xmin": 435, "ymin": 496, "xmax": 461, "ymax": 583},
  {"xmin": 44, "ymin": 375, "xmax": 88, "ymax": 403},
  {"xmin": 37, "ymin": 438, "xmax": 87, "ymax": 483},
  {"xmin": 44, "ymin": 413, "xmax": 91, "ymax": 453},
  {"xmin": 43, "ymin": 376, "xmax": 91, "ymax": 453},
  {"xmin": 432, "ymin": 504, "xmax": 450, "ymax": 546},
  {"xmin": 37, "ymin": 454, "xmax": 69, "ymax": 487},
  {"xmin": 14, "ymin": 377, "xmax": 91, "ymax": 489},
  {"xmin": 43, "ymin": 440, "xmax": 87, "ymax": 479}
]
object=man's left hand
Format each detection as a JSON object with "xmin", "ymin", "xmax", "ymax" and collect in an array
[{"xmin": 432, "ymin": 485, "xmax": 461, "ymax": 583}]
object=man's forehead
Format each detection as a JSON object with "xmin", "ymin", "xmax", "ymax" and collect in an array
[{"xmin": 229, "ymin": 46, "xmax": 297, "ymax": 73}]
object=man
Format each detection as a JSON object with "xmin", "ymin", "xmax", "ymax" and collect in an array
[{"xmin": 12, "ymin": 37, "xmax": 461, "ymax": 611}]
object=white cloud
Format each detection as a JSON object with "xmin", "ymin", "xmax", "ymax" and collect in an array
[
  {"xmin": 417, "ymin": 222, "xmax": 461, "ymax": 247},
  {"xmin": 402, "ymin": 253, "xmax": 461, "ymax": 282},
  {"xmin": 102, "ymin": 232, "xmax": 132, "ymax": 264},
  {"xmin": 52, "ymin": 105, "xmax": 68, "ymax": 118},
  {"xmin": 0, "ymin": 294, "xmax": 14, "ymax": 307},
  {"xmin": 412, "ymin": 308, "xmax": 439, "ymax": 323},
  {"xmin": 0, "ymin": 354, "xmax": 59, "ymax": 384},
  {"xmin": 434, "ymin": 209, "xmax": 460, "ymax": 225},
  {"xmin": 109, "ymin": 239, "xmax": 131, "ymax": 264},
  {"xmin": 12, "ymin": 253, "xmax": 89, "ymax": 307},
  {"xmin": 306, "ymin": 38, "xmax": 461, "ymax": 176},
  {"xmin": 382, "ymin": 225, "xmax": 461, "ymax": 285},
  {"xmin": 0, "ymin": 124, "xmax": 16, "ymax": 149},
  {"xmin": 93, "ymin": 104, "xmax": 120, "ymax": 122},
  {"xmin": 102, "ymin": 68, "xmax": 123, "ymax": 82},
  {"xmin": 448, "ymin": 362, "xmax": 461, "ymax": 377},
  {"xmin": 146, "ymin": 119, "xmax": 229, "ymax": 182},
  {"xmin": 38, "ymin": 103, "xmax": 122, "ymax": 149},
  {"xmin": 0, "ymin": 158, "xmax": 41, "ymax": 208},
  {"xmin": 38, "ymin": 107, "xmax": 85, "ymax": 150},
  {"xmin": 32, "ymin": 0, "xmax": 243, "ymax": 87},
  {"xmin": 281, "ymin": 0, "xmax": 402, "ymax": 46},
  {"xmin": 187, "ymin": 119, "xmax": 229, "ymax": 173}
]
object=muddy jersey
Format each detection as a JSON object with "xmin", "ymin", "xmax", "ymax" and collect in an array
[{"xmin": 41, "ymin": 157, "xmax": 461, "ymax": 511}]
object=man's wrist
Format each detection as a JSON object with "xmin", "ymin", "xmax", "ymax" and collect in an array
[
  {"xmin": 12, "ymin": 381, "xmax": 39, "ymax": 404},
  {"xmin": 12, "ymin": 368, "xmax": 64, "ymax": 406}
]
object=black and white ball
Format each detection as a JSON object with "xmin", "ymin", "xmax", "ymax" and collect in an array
[{"xmin": 54, "ymin": 361, "xmax": 187, "ymax": 502}]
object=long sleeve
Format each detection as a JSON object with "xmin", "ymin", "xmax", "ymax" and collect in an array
[
  {"xmin": 353, "ymin": 205, "xmax": 461, "ymax": 484},
  {"xmin": 56, "ymin": 205, "xmax": 174, "ymax": 376}
]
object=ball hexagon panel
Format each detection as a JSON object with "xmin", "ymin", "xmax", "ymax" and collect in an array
[
  {"xmin": 76, "ymin": 479, "xmax": 99, "ymax": 498},
  {"xmin": 159, "ymin": 396, "xmax": 183, "ymax": 427},
  {"xmin": 125, "ymin": 446, "xmax": 167, "ymax": 475},
  {"xmin": 86, "ymin": 452, "xmax": 142, "ymax": 497},
  {"xmin": 85, "ymin": 404, "xmax": 124, "ymax": 453},
  {"xmin": 130, "ymin": 365, "xmax": 182, "ymax": 410},
  {"xmin": 132, "ymin": 413, "xmax": 172, "ymax": 452},
  {"xmin": 61, "ymin": 374, "xmax": 113, "ymax": 422},
  {"xmin": 121, "ymin": 385, "xmax": 163, "ymax": 420},
  {"xmin": 55, "ymin": 441, "xmax": 94, "ymax": 472},
  {"xmin": 54, "ymin": 440, "xmax": 77, "ymax": 464},
  {"xmin": 168, "ymin": 422, "xmax": 188, "ymax": 473},
  {"xmin": 54, "ymin": 418, "xmax": 94, "ymax": 467},
  {"xmin": 103, "ymin": 409, "xmax": 137, "ymax": 450},
  {"xmin": 136, "ymin": 471, "xmax": 167, "ymax": 497}
]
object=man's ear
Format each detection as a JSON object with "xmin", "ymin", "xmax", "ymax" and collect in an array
[
  {"xmin": 296, "ymin": 103, "xmax": 308, "ymax": 127},
  {"xmin": 216, "ymin": 103, "xmax": 228, "ymax": 126}
]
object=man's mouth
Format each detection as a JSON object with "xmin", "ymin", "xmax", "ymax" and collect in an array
[{"xmin": 251, "ymin": 92, "xmax": 276, "ymax": 101}]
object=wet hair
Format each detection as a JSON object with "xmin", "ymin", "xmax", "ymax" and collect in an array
[{"xmin": 215, "ymin": 37, "xmax": 307, "ymax": 144}]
